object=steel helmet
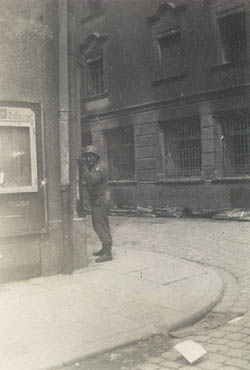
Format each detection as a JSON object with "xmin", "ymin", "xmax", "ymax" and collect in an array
[{"xmin": 83, "ymin": 145, "xmax": 100, "ymax": 158}]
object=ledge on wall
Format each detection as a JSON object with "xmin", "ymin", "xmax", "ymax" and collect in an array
[
  {"xmin": 108, "ymin": 180, "xmax": 138, "ymax": 186},
  {"xmin": 155, "ymin": 178, "xmax": 205, "ymax": 185},
  {"xmin": 152, "ymin": 72, "xmax": 188, "ymax": 86},
  {"xmin": 211, "ymin": 177, "xmax": 250, "ymax": 184},
  {"xmin": 210, "ymin": 61, "xmax": 249, "ymax": 72}
]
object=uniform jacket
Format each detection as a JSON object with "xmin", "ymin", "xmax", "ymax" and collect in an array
[{"xmin": 84, "ymin": 159, "xmax": 109, "ymax": 203}]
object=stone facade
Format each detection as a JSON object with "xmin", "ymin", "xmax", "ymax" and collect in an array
[{"xmin": 79, "ymin": 0, "xmax": 250, "ymax": 211}]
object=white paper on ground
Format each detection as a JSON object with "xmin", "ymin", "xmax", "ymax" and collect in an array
[
  {"xmin": 228, "ymin": 316, "xmax": 243, "ymax": 324},
  {"xmin": 174, "ymin": 340, "xmax": 207, "ymax": 364}
]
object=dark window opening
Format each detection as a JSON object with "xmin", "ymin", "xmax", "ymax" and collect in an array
[
  {"xmin": 106, "ymin": 127, "xmax": 135, "ymax": 181},
  {"xmin": 158, "ymin": 31, "xmax": 182, "ymax": 78},
  {"xmin": 86, "ymin": 57, "xmax": 105, "ymax": 97},
  {"xmin": 81, "ymin": 127, "xmax": 92, "ymax": 148},
  {"xmin": 164, "ymin": 119, "xmax": 201, "ymax": 178},
  {"xmin": 218, "ymin": 12, "xmax": 246, "ymax": 64},
  {"xmin": 222, "ymin": 113, "xmax": 250, "ymax": 175}
]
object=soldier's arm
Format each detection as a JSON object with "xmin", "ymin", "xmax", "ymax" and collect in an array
[{"xmin": 85, "ymin": 163, "xmax": 107, "ymax": 185}]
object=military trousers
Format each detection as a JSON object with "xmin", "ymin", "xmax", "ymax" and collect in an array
[{"xmin": 91, "ymin": 195, "xmax": 112, "ymax": 253}]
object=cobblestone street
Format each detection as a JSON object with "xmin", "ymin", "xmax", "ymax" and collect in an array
[{"xmin": 62, "ymin": 216, "xmax": 250, "ymax": 370}]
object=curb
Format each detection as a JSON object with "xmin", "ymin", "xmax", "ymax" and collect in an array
[
  {"xmin": 46, "ymin": 265, "xmax": 224, "ymax": 370},
  {"xmin": 167, "ymin": 268, "xmax": 224, "ymax": 333}
]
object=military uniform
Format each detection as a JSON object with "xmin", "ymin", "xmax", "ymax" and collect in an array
[{"xmin": 84, "ymin": 157, "xmax": 112, "ymax": 258}]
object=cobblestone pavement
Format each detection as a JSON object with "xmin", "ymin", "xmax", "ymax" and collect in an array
[{"xmin": 61, "ymin": 217, "xmax": 250, "ymax": 370}]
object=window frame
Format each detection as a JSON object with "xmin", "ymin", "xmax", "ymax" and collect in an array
[
  {"xmin": 149, "ymin": 3, "xmax": 187, "ymax": 83},
  {"xmin": 156, "ymin": 28, "xmax": 183, "ymax": 80},
  {"xmin": 80, "ymin": 34, "xmax": 108, "ymax": 101},
  {"xmin": 0, "ymin": 119, "xmax": 38, "ymax": 194},
  {"xmin": 105, "ymin": 126, "xmax": 135, "ymax": 181},
  {"xmin": 212, "ymin": 2, "xmax": 248, "ymax": 67},
  {"xmin": 161, "ymin": 118, "xmax": 202, "ymax": 179},
  {"xmin": 86, "ymin": 55, "xmax": 106, "ymax": 98},
  {"xmin": 220, "ymin": 111, "xmax": 250, "ymax": 177},
  {"xmin": 218, "ymin": 10, "xmax": 246, "ymax": 64}
]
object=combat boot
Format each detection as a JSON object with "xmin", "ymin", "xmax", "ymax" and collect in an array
[
  {"xmin": 93, "ymin": 248, "xmax": 105, "ymax": 256},
  {"xmin": 95, "ymin": 253, "xmax": 112, "ymax": 263}
]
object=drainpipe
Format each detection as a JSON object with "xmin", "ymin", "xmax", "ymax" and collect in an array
[{"xmin": 58, "ymin": 0, "xmax": 73, "ymax": 274}]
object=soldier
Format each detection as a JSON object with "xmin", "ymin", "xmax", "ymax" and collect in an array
[{"xmin": 82, "ymin": 145, "xmax": 113, "ymax": 263}]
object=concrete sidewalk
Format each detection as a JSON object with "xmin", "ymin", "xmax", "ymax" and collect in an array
[{"xmin": 0, "ymin": 247, "xmax": 223, "ymax": 370}]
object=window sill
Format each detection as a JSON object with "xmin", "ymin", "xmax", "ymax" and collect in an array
[
  {"xmin": 152, "ymin": 71, "xmax": 187, "ymax": 86},
  {"xmin": 84, "ymin": 91, "xmax": 108, "ymax": 102},
  {"xmin": 212, "ymin": 176, "xmax": 250, "ymax": 184},
  {"xmin": 155, "ymin": 178, "xmax": 204, "ymax": 185},
  {"xmin": 108, "ymin": 180, "xmax": 138, "ymax": 186},
  {"xmin": 211, "ymin": 60, "xmax": 249, "ymax": 71}
]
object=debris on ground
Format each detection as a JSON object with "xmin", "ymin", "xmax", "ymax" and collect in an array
[
  {"xmin": 174, "ymin": 340, "xmax": 207, "ymax": 364},
  {"xmin": 228, "ymin": 315, "xmax": 243, "ymax": 324},
  {"xmin": 212, "ymin": 209, "xmax": 250, "ymax": 221},
  {"xmin": 109, "ymin": 208, "xmax": 137, "ymax": 216},
  {"xmin": 136, "ymin": 206, "xmax": 155, "ymax": 217},
  {"xmin": 109, "ymin": 352, "xmax": 122, "ymax": 361},
  {"xmin": 169, "ymin": 327, "xmax": 195, "ymax": 338},
  {"xmin": 154, "ymin": 206, "xmax": 182, "ymax": 218},
  {"xmin": 108, "ymin": 206, "xmax": 250, "ymax": 221},
  {"xmin": 192, "ymin": 209, "xmax": 220, "ymax": 218}
]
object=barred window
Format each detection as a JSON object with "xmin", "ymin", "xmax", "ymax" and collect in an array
[
  {"xmin": 86, "ymin": 57, "xmax": 105, "ymax": 97},
  {"xmin": 164, "ymin": 119, "xmax": 201, "ymax": 178},
  {"xmin": 106, "ymin": 127, "xmax": 135, "ymax": 181},
  {"xmin": 222, "ymin": 113, "xmax": 250, "ymax": 176},
  {"xmin": 217, "ymin": 11, "xmax": 246, "ymax": 64}
]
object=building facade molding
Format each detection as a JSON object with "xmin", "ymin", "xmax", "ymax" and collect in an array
[
  {"xmin": 148, "ymin": 2, "xmax": 188, "ymax": 23},
  {"xmin": 83, "ymin": 83, "xmax": 250, "ymax": 122}
]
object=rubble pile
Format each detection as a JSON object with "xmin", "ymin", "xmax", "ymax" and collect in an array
[
  {"xmin": 212, "ymin": 208, "xmax": 250, "ymax": 221},
  {"xmin": 154, "ymin": 206, "xmax": 183, "ymax": 218},
  {"xmin": 107, "ymin": 205, "xmax": 250, "ymax": 221}
]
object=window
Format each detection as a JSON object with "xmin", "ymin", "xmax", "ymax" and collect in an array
[
  {"xmin": 221, "ymin": 112, "xmax": 250, "ymax": 176},
  {"xmin": 157, "ymin": 30, "xmax": 182, "ymax": 78},
  {"xmin": 80, "ymin": 33, "xmax": 108, "ymax": 99},
  {"xmin": 163, "ymin": 118, "xmax": 201, "ymax": 178},
  {"xmin": 105, "ymin": 127, "xmax": 135, "ymax": 181},
  {"xmin": 0, "ymin": 110, "xmax": 38, "ymax": 193},
  {"xmin": 217, "ymin": 11, "xmax": 246, "ymax": 64},
  {"xmin": 86, "ymin": 57, "xmax": 105, "ymax": 97},
  {"xmin": 148, "ymin": 2, "xmax": 187, "ymax": 81}
]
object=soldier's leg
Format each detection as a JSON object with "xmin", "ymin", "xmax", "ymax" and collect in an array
[
  {"xmin": 93, "ymin": 198, "xmax": 112, "ymax": 261},
  {"xmin": 91, "ymin": 200, "xmax": 105, "ymax": 256}
]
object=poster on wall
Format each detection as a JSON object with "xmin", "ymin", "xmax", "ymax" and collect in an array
[
  {"xmin": 0, "ymin": 107, "xmax": 38, "ymax": 193},
  {"xmin": 0, "ymin": 105, "xmax": 45, "ymax": 235}
]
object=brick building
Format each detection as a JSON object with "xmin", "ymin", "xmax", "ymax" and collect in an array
[{"xmin": 79, "ymin": 0, "xmax": 250, "ymax": 211}]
